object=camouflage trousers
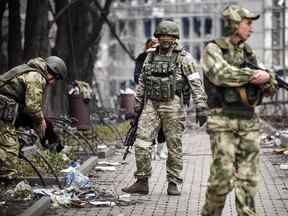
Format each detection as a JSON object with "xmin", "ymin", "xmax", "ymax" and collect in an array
[
  {"xmin": 134, "ymin": 98, "xmax": 185, "ymax": 184},
  {"xmin": 202, "ymin": 114, "xmax": 260, "ymax": 216},
  {"xmin": 0, "ymin": 123, "xmax": 19, "ymax": 180}
]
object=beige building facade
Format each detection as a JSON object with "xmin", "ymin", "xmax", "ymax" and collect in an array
[{"xmin": 95, "ymin": 0, "xmax": 287, "ymax": 108}]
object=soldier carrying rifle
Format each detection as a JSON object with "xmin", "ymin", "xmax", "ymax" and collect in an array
[
  {"xmin": 122, "ymin": 20, "xmax": 207, "ymax": 196},
  {"xmin": 201, "ymin": 6, "xmax": 278, "ymax": 216}
]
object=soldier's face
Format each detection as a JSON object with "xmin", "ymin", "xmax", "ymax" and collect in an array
[
  {"xmin": 47, "ymin": 73, "xmax": 57, "ymax": 86},
  {"xmin": 158, "ymin": 35, "xmax": 177, "ymax": 49},
  {"xmin": 237, "ymin": 18, "xmax": 253, "ymax": 41}
]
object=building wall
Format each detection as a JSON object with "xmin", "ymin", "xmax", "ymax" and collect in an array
[{"xmin": 95, "ymin": 0, "xmax": 287, "ymax": 107}]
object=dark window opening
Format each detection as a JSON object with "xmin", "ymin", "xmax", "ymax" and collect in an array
[
  {"xmin": 182, "ymin": 17, "xmax": 190, "ymax": 38},
  {"xmin": 144, "ymin": 19, "xmax": 152, "ymax": 38},
  {"xmin": 155, "ymin": 18, "xmax": 162, "ymax": 27},
  {"xmin": 193, "ymin": 17, "xmax": 201, "ymax": 37},
  {"xmin": 204, "ymin": 17, "xmax": 212, "ymax": 35}
]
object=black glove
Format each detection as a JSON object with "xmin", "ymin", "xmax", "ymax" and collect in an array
[{"xmin": 196, "ymin": 108, "xmax": 208, "ymax": 127}]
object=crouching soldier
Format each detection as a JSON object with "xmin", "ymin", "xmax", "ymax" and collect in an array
[{"xmin": 0, "ymin": 56, "xmax": 67, "ymax": 183}]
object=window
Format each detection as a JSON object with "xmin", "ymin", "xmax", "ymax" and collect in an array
[
  {"xmin": 204, "ymin": 17, "xmax": 212, "ymax": 35},
  {"xmin": 182, "ymin": 17, "xmax": 190, "ymax": 38},
  {"xmin": 220, "ymin": 18, "xmax": 225, "ymax": 36},
  {"xmin": 155, "ymin": 18, "xmax": 162, "ymax": 27},
  {"xmin": 193, "ymin": 17, "xmax": 201, "ymax": 37},
  {"xmin": 118, "ymin": 20, "xmax": 126, "ymax": 35},
  {"xmin": 144, "ymin": 19, "xmax": 152, "ymax": 38}
]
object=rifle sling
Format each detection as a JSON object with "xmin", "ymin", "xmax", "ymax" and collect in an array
[{"xmin": 237, "ymin": 87, "xmax": 259, "ymax": 107}]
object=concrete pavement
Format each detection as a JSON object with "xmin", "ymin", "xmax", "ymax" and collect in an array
[{"xmin": 44, "ymin": 128, "xmax": 288, "ymax": 216}]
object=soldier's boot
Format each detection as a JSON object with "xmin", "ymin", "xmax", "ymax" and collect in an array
[
  {"xmin": 167, "ymin": 182, "xmax": 181, "ymax": 196},
  {"xmin": 122, "ymin": 178, "xmax": 149, "ymax": 195}
]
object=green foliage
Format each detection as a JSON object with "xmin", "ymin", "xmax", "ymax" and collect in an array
[
  {"xmin": 16, "ymin": 144, "xmax": 71, "ymax": 177},
  {"xmin": 16, "ymin": 121, "xmax": 131, "ymax": 177},
  {"xmin": 92, "ymin": 121, "xmax": 130, "ymax": 144}
]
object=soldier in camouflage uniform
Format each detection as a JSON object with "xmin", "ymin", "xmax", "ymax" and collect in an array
[
  {"xmin": 122, "ymin": 20, "xmax": 207, "ymax": 196},
  {"xmin": 0, "ymin": 56, "xmax": 67, "ymax": 182},
  {"xmin": 201, "ymin": 6, "xmax": 277, "ymax": 216}
]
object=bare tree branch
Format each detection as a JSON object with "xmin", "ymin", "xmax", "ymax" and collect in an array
[{"xmin": 91, "ymin": 0, "xmax": 136, "ymax": 61}]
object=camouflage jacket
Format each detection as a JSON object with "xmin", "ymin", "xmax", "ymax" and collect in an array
[
  {"xmin": 0, "ymin": 57, "xmax": 48, "ymax": 123},
  {"xmin": 202, "ymin": 37, "xmax": 277, "ymax": 107},
  {"xmin": 135, "ymin": 45, "xmax": 207, "ymax": 110},
  {"xmin": 75, "ymin": 80, "xmax": 92, "ymax": 100}
]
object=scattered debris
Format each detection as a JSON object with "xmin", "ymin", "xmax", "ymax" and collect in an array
[
  {"xmin": 62, "ymin": 161, "xmax": 93, "ymax": 189},
  {"xmin": 89, "ymin": 201, "xmax": 116, "ymax": 207},
  {"xmin": 14, "ymin": 181, "xmax": 32, "ymax": 200},
  {"xmin": 97, "ymin": 161, "xmax": 121, "ymax": 166},
  {"xmin": 95, "ymin": 166, "xmax": 116, "ymax": 171},
  {"xmin": 279, "ymin": 163, "xmax": 288, "ymax": 170}
]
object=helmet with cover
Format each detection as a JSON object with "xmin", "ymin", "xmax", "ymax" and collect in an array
[
  {"xmin": 154, "ymin": 20, "xmax": 180, "ymax": 39},
  {"xmin": 222, "ymin": 6, "xmax": 260, "ymax": 35},
  {"xmin": 46, "ymin": 56, "xmax": 67, "ymax": 80}
]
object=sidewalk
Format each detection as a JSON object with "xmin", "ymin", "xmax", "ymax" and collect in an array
[{"xmin": 44, "ymin": 129, "xmax": 288, "ymax": 216}]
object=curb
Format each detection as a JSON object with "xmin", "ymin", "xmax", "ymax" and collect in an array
[
  {"xmin": 19, "ymin": 197, "xmax": 51, "ymax": 216},
  {"xmin": 79, "ymin": 156, "xmax": 98, "ymax": 175}
]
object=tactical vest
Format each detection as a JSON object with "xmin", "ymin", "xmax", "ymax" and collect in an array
[
  {"xmin": 204, "ymin": 38, "xmax": 263, "ymax": 118},
  {"xmin": 0, "ymin": 64, "xmax": 47, "ymax": 104},
  {"xmin": 142, "ymin": 49, "xmax": 190, "ymax": 103}
]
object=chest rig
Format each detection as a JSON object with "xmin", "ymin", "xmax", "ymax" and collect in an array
[
  {"xmin": 142, "ymin": 50, "xmax": 182, "ymax": 102},
  {"xmin": 204, "ymin": 38, "xmax": 263, "ymax": 118}
]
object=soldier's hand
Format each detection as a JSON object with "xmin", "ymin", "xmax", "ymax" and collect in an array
[
  {"xmin": 38, "ymin": 119, "xmax": 47, "ymax": 139},
  {"xmin": 196, "ymin": 108, "xmax": 208, "ymax": 127},
  {"xmin": 250, "ymin": 70, "xmax": 271, "ymax": 85}
]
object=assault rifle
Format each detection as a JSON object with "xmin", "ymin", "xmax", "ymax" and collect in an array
[
  {"xmin": 122, "ymin": 113, "xmax": 140, "ymax": 160},
  {"xmin": 241, "ymin": 61, "xmax": 288, "ymax": 90}
]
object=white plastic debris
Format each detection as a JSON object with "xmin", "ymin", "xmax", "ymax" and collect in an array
[
  {"xmin": 97, "ymin": 161, "xmax": 121, "ymax": 166},
  {"xmin": 280, "ymin": 163, "xmax": 288, "ymax": 170},
  {"xmin": 89, "ymin": 201, "xmax": 116, "ymax": 207},
  {"xmin": 119, "ymin": 194, "xmax": 131, "ymax": 202},
  {"xmin": 95, "ymin": 166, "xmax": 116, "ymax": 171},
  {"xmin": 62, "ymin": 162, "xmax": 93, "ymax": 189},
  {"xmin": 97, "ymin": 145, "xmax": 108, "ymax": 150}
]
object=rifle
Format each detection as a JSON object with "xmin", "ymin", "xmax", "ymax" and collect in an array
[
  {"xmin": 122, "ymin": 113, "xmax": 141, "ymax": 160},
  {"xmin": 241, "ymin": 61, "xmax": 288, "ymax": 90}
]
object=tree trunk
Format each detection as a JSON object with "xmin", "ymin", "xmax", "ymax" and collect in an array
[
  {"xmin": 0, "ymin": 0, "xmax": 8, "ymax": 73},
  {"xmin": 46, "ymin": 0, "xmax": 70, "ymax": 116},
  {"xmin": 46, "ymin": 0, "xmax": 113, "ymax": 116},
  {"xmin": 8, "ymin": 0, "xmax": 22, "ymax": 68},
  {"xmin": 70, "ymin": 1, "xmax": 90, "ymax": 81},
  {"xmin": 24, "ymin": 0, "xmax": 49, "ymax": 60}
]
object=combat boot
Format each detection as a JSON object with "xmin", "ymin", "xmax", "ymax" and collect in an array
[
  {"xmin": 167, "ymin": 182, "xmax": 181, "ymax": 196},
  {"xmin": 122, "ymin": 178, "xmax": 149, "ymax": 195}
]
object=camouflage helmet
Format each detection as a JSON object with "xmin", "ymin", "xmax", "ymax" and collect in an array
[
  {"xmin": 154, "ymin": 20, "xmax": 180, "ymax": 39},
  {"xmin": 46, "ymin": 56, "xmax": 67, "ymax": 80},
  {"xmin": 222, "ymin": 6, "xmax": 260, "ymax": 35}
]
